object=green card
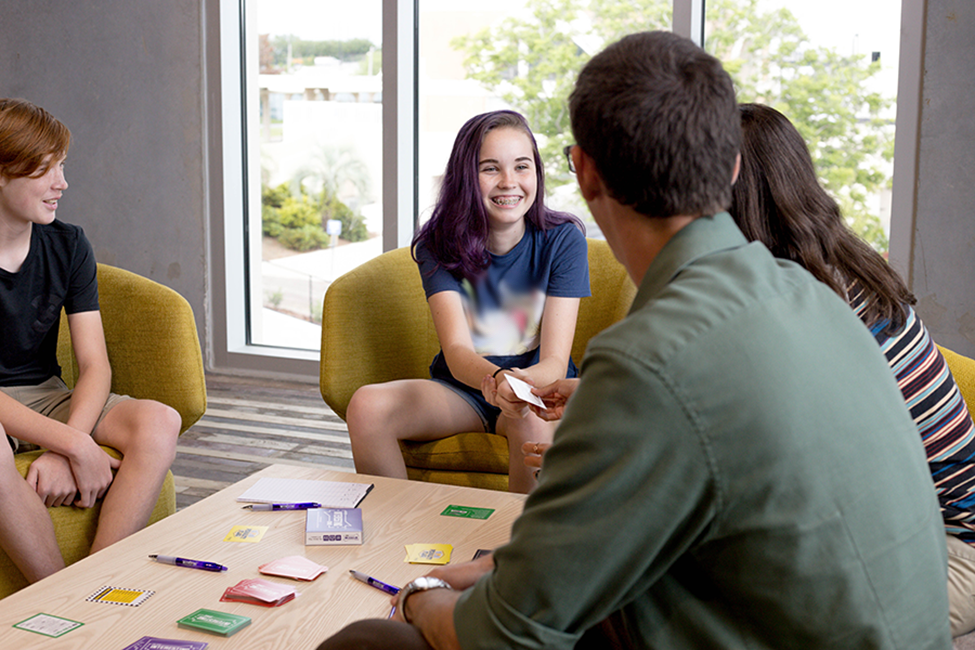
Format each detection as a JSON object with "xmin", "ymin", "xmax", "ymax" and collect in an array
[
  {"xmin": 441, "ymin": 505, "xmax": 495, "ymax": 520},
  {"xmin": 178, "ymin": 609, "xmax": 251, "ymax": 637}
]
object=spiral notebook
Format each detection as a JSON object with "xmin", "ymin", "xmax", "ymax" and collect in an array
[{"xmin": 236, "ymin": 477, "xmax": 374, "ymax": 508}]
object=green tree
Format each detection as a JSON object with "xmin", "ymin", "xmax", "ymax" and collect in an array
[
  {"xmin": 293, "ymin": 144, "xmax": 372, "ymax": 242},
  {"xmin": 453, "ymin": 0, "xmax": 893, "ymax": 251}
]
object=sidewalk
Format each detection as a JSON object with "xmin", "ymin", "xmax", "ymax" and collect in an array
[{"xmin": 257, "ymin": 237, "xmax": 384, "ymax": 350}]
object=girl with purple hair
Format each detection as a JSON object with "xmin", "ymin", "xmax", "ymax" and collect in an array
[{"xmin": 346, "ymin": 110, "xmax": 589, "ymax": 493}]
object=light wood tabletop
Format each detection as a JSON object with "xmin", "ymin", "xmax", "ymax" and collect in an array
[{"xmin": 0, "ymin": 465, "xmax": 526, "ymax": 649}]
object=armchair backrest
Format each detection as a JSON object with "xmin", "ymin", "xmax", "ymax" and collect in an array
[
  {"xmin": 320, "ymin": 239, "xmax": 635, "ymax": 421},
  {"xmin": 940, "ymin": 345, "xmax": 975, "ymax": 413},
  {"xmin": 56, "ymin": 263, "xmax": 207, "ymax": 434}
]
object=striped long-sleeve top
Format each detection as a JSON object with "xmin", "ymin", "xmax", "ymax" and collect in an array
[{"xmin": 851, "ymin": 285, "xmax": 975, "ymax": 543}]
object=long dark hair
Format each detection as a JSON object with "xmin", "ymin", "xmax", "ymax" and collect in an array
[
  {"xmin": 730, "ymin": 103, "xmax": 914, "ymax": 335},
  {"xmin": 412, "ymin": 110, "xmax": 581, "ymax": 281}
]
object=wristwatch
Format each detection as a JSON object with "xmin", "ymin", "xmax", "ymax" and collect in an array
[{"xmin": 399, "ymin": 576, "xmax": 453, "ymax": 624}]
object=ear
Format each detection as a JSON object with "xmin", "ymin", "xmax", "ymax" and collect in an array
[
  {"xmin": 573, "ymin": 147, "xmax": 605, "ymax": 202},
  {"xmin": 730, "ymin": 153, "xmax": 741, "ymax": 186}
]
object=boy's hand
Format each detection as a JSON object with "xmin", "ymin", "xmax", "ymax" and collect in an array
[
  {"xmin": 26, "ymin": 451, "xmax": 80, "ymax": 507},
  {"xmin": 66, "ymin": 435, "xmax": 121, "ymax": 508}
]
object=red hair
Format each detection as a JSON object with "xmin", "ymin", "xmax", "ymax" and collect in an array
[{"xmin": 0, "ymin": 98, "xmax": 71, "ymax": 179}]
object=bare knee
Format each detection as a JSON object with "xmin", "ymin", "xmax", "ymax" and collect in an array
[
  {"xmin": 109, "ymin": 400, "xmax": 181, "ymax": 463},
  {"xmin": 347, "ymin": 384, "xmax": 402, "ymax": 442}
]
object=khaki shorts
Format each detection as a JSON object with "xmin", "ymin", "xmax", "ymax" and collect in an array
[
  {"xmin": 947, "ymin": 533, "xmax": 975, "ymax": 637},
  {"xmin": 1, "ymin": 376, "xmax": 131, "ymax": 453}
]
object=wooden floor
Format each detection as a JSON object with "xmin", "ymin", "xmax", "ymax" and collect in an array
[{"xmin": 173, "ymin": 373, "xmax": 353, "ymax": 510}]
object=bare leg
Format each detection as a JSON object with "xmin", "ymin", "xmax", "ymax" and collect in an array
[
  {"xmin": 89, "ymin": 399, "xmax": 181, "ymax": 552},
  {"xmin": 0, "ymin": 428, "xmax": 65, "ymax": 582},
  {"xmin": 497, "ymin": 413, "xmax": 556, "ymax": 493},
  {"xmin": 347, "ymin": 380, "xmax": 484, "ymax": 479}
]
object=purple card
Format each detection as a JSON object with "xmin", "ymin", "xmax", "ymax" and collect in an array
[{"xmin": 122, "ymin": 636, "xmax": 208, "ymax": 650}]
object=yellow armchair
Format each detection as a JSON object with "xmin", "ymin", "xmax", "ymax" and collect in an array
[
  {"xmin": 320, "ymin": 239, "xmax": 636, "ymax": 491},
  {"xmin": 0, "ymin": 264, "xmax": 207, "ymax": 599},
  {"xmin": 939, "ymin": 345, "xmax": 975, "ymax": 413}
]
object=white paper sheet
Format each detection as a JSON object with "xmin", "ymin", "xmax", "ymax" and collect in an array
[{"xmin": 236, "ymin": 477, "xmax": 374, "ymax": 508}]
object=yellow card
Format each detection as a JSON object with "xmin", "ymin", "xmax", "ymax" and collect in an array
[
  {"xmin": 404, "ymin": 543, "xmax": 452, "ymax": 565},
  {"xmin": 85, "ymin": 585, "xmax": 154, "ymax": 606},
  {"xmin": 224, "ymin": 524, "xmax": 269, "ymax": 543}
]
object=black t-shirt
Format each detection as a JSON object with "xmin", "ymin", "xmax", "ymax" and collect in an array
[{"xmin": 0, "ymin": 220, "xmax": 99, "ymax": 386}]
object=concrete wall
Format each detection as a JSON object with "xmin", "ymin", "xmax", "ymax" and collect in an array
[
  {"xmin": 0, "ymin": 0, "xmax": 209, "ymax": 346},
  {"xmin": 910, "ymin": 0, "xmax": 975, "ymax": 357},
  {"xmin": 1, "ymin": 0, "xmax": 972, "ymax": 368}
]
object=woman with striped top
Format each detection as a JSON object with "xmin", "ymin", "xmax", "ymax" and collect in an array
[{"xmin": 731, "ymin": 102, "xmax": 975, "ymax": 637}]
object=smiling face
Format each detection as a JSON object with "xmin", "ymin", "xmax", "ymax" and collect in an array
[
  {"xmin": 478, "ymin": 127, "xmax": 537, "ymax": 237},
  {"xmin": 0, "ymin": 153, "xmax": 68, "ymax": 228}
]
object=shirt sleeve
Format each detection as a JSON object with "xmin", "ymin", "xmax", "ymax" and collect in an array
[
  {"xmin": 453, "ymin": 341, "xmax": 718, "ymax": 649},
  {"xmin": 414, "ymin": 240, "xmax": 463, "ymax": 299},
  {"xmin": 63, "ymin": 226, "xmax": 99, "ymax": 314},
  {"xmin": 545, "ymin": 224, "xmax": 590, "ymax": 299}
]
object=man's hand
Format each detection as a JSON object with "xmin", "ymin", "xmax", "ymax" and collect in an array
[
  {"xmin": 522, "ymin": 442, "xmax": 551, "ymax": 470},
  {"xmin": 529, "ymin": 378, "xmax": 580, "ymax": 421},
  {"xmin": 26, "ymin": 451, "xmax": 80, "ymax": 507},
  {"xmin": 65, "ymin": 436, "xmax": 121, "ymax": 508},
  {"xmin": 426, "ymin": 551, "xmax": 494, "ymax": 590}
]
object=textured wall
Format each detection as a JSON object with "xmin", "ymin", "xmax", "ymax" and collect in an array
[
  {"xmin": 912, "ymin": 1, "xmax": 975, "ymax": 356},
  {"xmin": 0, "ymin": 0, "xmax": 208, "ymax": 345}
]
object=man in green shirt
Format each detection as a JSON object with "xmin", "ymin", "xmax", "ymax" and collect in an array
[{"xmin": 318, "ymin": 30, "xmax": 950, "ymax": 650}]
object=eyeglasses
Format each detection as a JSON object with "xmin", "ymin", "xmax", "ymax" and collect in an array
[{"xmin": 563, "ymin": 144, "xmax": 576, "ymax": 174}]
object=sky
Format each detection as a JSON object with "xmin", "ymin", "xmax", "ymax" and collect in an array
[{"xmin": 253, "ymin": 0, "xmax": 902, "ymax": 65}]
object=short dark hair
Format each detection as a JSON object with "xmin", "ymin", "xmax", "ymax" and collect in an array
[{"xmin": 569, "ymin": 31, "xmax": 740, "ymax": 218}]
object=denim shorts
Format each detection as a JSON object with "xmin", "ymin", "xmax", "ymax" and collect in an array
[
  {"xmin": 1, "ymin": 376, "xmax": 131, "ymax": 453},
  {"xmin": 430, "ymin": 378, "xmax": 499, "ymax": 433}
]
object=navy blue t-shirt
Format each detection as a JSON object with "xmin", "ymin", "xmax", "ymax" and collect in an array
[
  {"xmin": 0, "ymin": 220, "xmax": 99, "ymax": 386},
  {"xmin": 415, "ymin": 220, "xmax": 590, "ymax": 388}
]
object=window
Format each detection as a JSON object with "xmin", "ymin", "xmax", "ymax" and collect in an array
[
  {"xmin": 214, "ymin": 0, "xmax": 918, "ymax": 375},
  {"xmin": 417, "ymin": 0, "xmax": 674, "ymax": 238},
  {"xmin": 705, "ymin": 0, "xmax": 902, "ymax": 253}
]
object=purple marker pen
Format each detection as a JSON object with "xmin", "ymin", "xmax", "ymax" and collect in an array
[
  {"xmin": 350, "ymin": 570, "xmax": 400, "ymax": 595},
  {"xmin": 241, "ymin": 502, "xmax": 321, "ymax": 511},
  {"xmin": 149, "ymin": 554, "xmax": 228, "ymax": 572}
]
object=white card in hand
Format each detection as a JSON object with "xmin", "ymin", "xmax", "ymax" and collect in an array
[{"xmin": 504, "ymin": 374, "xmax": 547, "ymax": 409}]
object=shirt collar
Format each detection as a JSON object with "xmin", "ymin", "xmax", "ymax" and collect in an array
[{"xmin": 631, "ymin": 212, "xmax": 749, "ymax": 313}]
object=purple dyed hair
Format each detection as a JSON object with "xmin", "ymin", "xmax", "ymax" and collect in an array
[{"xmin": 412, "ymin": 110, "xmax": 582, "ymax": 281}]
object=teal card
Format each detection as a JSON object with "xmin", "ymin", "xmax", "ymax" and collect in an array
[{"xmin": 440, "ymin": 505, "xmax": 495, "ymax": 520}]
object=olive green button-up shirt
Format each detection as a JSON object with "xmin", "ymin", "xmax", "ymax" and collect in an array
[{"xmin": 455, "ymin": 213, "xmax": 950, "ymax": 649}]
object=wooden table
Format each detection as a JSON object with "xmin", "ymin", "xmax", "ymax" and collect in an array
[{"xmin": 0, "ymin": 466, "xmax": 526, "ymax": 649}]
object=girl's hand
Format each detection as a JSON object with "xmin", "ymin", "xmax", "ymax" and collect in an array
[
  {"xmin": 521, "ymin": 441, "xmax": 551, "ymax": 470},
  {"xmin": 528, "ymin": 378, "xmax": 580, "ymax": 421},
  {"xmin": 482, "ymin": 369, "xmax": 532, "ymax": 419}
]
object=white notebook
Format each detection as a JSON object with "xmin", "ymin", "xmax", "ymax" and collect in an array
[{"xmin": 236, "ymin": 477, "xmax": 374, "ymax": 508}]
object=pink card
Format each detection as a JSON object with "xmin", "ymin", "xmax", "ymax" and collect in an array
[
  {"xmin": 258, "ymin": 556, "xmax": 328, "ymax": 581},
  {"xmin": 221, "ymin": 578, "xmax": 298, "ymax": 607}
]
